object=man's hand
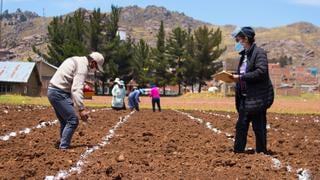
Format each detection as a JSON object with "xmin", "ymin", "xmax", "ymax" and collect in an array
[
  {"xmin": 232, "ymin": 74, "xmax": 240, "ymax": 82},
  {"xmin": 79, "ymin": 109, "xmax": 90, "ymax": 122}
]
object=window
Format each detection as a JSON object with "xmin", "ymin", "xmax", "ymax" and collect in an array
[{"xmin": 0, "ymin": 84, "xmax": 13, "ymax": 93}]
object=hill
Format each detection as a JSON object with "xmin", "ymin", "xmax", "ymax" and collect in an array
[{"xmin": 0, "ymin": 6, "xmax": 319, "ymax": 68}]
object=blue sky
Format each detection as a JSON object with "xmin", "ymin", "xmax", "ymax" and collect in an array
[{"xmin": 2, "ymin": 0, "xmax": 320, "ymax": 28}]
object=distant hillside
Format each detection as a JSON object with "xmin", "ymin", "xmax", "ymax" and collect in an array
[
  {"xmin": 0, "ymin": 6, "xmax": 319, "ymax": 68},
  {"xmin": 1, "ymin": 8, "xmax": 39, "ymax": 23},
  {"xmin": 220, "ymin": 22, "xmax": 320, "ymax": 68},
  {"xmin": 0, "ymin": 9, "xmax": 49, "ymax": 60},
  {"xmin": 118, "ymin": 5, "xmax": 211, "ymax": 46}
]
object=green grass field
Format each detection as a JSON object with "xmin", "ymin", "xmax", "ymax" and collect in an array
[
  {"xmin": 1, "ymin": 93, "xmax": 319, "ymax": 114},
  {"xmin": 0, "ymin": 95, "xmax": 103, "ymax": 107}
]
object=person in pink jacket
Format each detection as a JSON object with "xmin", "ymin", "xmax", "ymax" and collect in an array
[{"xmin": 149, "ymin": 84, "xmax": 161, "ymax": 112}]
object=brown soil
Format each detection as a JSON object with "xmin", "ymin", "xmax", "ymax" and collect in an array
[
  {"xmin": 0, "ymin": 105, "xmax": 319, "ymax": 179},
  {"xmin": 0, "ymin": 105, "xmax": 55, "ymax": 134},
  {"xmin": 188, "ymin": 110, "xmax": 320, "ymax": 179},
  {"xmin": 0, "ymin": 105, "xmax": 130, "ymax": 179}
]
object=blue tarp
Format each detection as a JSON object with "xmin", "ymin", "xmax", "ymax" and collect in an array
[{"xmin": 307, "ymin": 68, "xmax": 319, "ymax": 76}]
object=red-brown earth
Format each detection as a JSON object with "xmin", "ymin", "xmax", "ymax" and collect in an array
[{"xmin": 0, "ymin": 105, "xmax": 319, "ymax": 179}]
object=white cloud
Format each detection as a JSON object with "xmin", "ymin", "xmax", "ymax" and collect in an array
[{"xmin": 292, "ymin": 0, "xmax": 320, "ymax": 6}]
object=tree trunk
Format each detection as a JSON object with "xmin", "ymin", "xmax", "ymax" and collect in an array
[
  {"xmin": 163, "ymin": 85, "xmax": 166, "ymax": 96},
  {"xmin": 198, "ymin": 70, "xmax": 203, "ymax": 93},
  {"xmin": 191, "ymin": 83, "xmax": 194, "ymax": 93},
  {"xmin": 177, "ymin": 58, "xmax": 181, "ymax": 95},
  {"xmin": 102, "ymin": 81, "xmax": 105, "ymax": 95},
  {"xmin": 94, "ymin": 82, "xmax": 98, "ymax": 95},
  {"xmin": 94, "ymin": 72, "xmax": 98, "ymax": 95}
]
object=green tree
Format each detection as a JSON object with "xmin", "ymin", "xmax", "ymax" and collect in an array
[
  {"xmin": 113, "ymin": 37, "xmax": 134, "ymax": 83},
  {"xmin": 27, "ymin": 57, "xmax": 33, "ymax": 62},
  {"xmin": 98, "ymin": 5, "xmax": 122, "ymax": 94},
  {"xmin": 166, "ymin": 27, "xmax": 188, "ymax": 95},
  {"xmin": 106, "ymin": 5, "xmax": 120, "ymax": 42},
  {"xmin": 19, "ymin": 14, "xmax": 27, "ymax": 22},
  {"xmin": 39, "ymin": 16, "xmax": 65, "ymax": 66},
  {"xmin": 156, "ymin": 21, "xmax": 165, "ymax": 53},
  {"xmin": 2, "ymin": 10, "xmax": 12, "ymax": 19},
  {"xmin": 103, "ymin": 5, "xmax": 122, "ymax": 75},
  {"xmin": 33, "ymin": 9, "xmax": 88, "ymax": 66},
  {"xmin": 183, "ymin": 28, "xmax": 198, "ymax": 93},
  {"xmin": 89, "ymin": 8, "xmax": 105, "ymax": 51},
  {"xmin": 278, "ymin": 55, "xmax": 293, "ymax": 67},
  {"xmin": 151, "ymin": 21, "xmax": 172, "ymax": 95},
  {"xmin": 100, "ymin": 5, "xmax": 135, "ymax": 94},
  {"xmin": 131, "ymin": 39, "xmax": 152, "ymax": 87},
  {"xmin": 62, "ymin": 9, "xmax": 88, "ymax": 58},
  {"xmin": 194, "ymin": 26, "xmax": 225, "ymax": 92}
]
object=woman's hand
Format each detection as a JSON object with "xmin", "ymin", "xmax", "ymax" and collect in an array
[{"xmin": 232, "ymin": 74, "xmax": 240, "ymax": 82}]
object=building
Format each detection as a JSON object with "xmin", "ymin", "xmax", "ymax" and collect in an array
[
  {"xmin": 0, "ymin": 49, "xmax": 16, "ymax": 60},
  {"xmin": 0, "ymin": 61, "xmax": 42, "ymax": 96},
  {"xmin": 36, "ymin": 60, "xmax": 57, "ymax": 95},
  {"xmin": 117, "ymin": 27, "xmax": 127, "ymax": 41},
  {"xmin": 212, "ymin": 61, "xmax": 320, "ymax": 96}
]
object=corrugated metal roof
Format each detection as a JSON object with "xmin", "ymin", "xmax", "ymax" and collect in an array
[{"xmin": 0, "ymin": 61, "xmax": 36, "ymax": 83}]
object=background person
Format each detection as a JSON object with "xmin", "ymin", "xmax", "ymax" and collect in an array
[
  {"xmin": 111, "ymin": 79, "xmax": 126, "ymax": 110},
  {"xmin": 149, "ymin": 84, "xmax": 161, "ymax": 112},
  {"xmin": 128, "ymin": 88, "xmax": 144, "ymax": 111}
]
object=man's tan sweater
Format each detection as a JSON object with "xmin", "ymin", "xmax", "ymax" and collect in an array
[{"xmin": 49, "ymin": 56, "xmax": 89, "ymax": 110}]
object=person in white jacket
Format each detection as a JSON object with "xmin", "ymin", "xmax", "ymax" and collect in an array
[
  {"xmin": 47, "ymin": 52, "xmax": 105, "ymax": 149},
  {"xmin": 111, "ymin": 79, "xmax": 126, "ymax": 110}
]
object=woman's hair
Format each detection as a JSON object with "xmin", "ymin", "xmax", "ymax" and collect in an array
[{"xmin": 237, "ymin": 31, "xmax": 255, "ymax": 45}]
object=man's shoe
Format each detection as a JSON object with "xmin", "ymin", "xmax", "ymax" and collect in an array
[{"xmin": 59, "ymin": 147, "xmax": 76, "ymax": 153}]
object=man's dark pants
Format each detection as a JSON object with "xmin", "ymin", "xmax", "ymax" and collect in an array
[{"xmin": 48, "ymin": 87, "xmax": 79, "ymax": 149}]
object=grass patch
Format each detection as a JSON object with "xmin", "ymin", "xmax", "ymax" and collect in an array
[
  {"xmin": 181, "ymin": 92, "xmax": 235, "ymax": 98},
  {"xmin": 276, "ymin": 93, "xmax": 320, "ymax": 101},
  {"xmin": 1, "ymin": 94, "xmax": 320, "ymax": 115},
  {"xmin": 182, "ymin": 92, "xmax": 320, "ymax": 101},
  {"xmin": 0, "ymin": 95, "xmax": 107, "ymax": 108},
  {"xmin": 0, "ymin": 95, "xmax": 50, "ymax": 106}
]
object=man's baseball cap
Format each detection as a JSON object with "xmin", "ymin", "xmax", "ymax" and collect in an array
[{"xmin": 89, "ymin": 52, "xmax": 105, "ymax": 72}]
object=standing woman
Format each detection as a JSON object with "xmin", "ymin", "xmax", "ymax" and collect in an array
[
  {"xmin": 231, "ymin": 27, "xmax": 274, "ymax": 154},
  {"xmin": 111, "ymin": 80, "xmax": 126, "ymax": 110},
  {"xmin": 149, "ymin": 84, "xmax": 161, "ymax": 112}
]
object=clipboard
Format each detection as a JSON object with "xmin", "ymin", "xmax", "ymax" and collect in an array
[{"xmin": 213, "ymin": 71, "xmax": 235, "ymax": 83}]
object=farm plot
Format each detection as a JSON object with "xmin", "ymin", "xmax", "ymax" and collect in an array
[
  {"xmin": 0, "ymin": 105, "xmax": 128, "ymax": 179},
  {"xmin": 0, "ymin": 105, "xmax": 319, "ymax": 179},
  {"xmin": 187, "ymin": 110, "xmax": 320, "ymax": 179},
  {"xmin": 0, "ymin": 105, "xmax": 55, "ymax": 135}
]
